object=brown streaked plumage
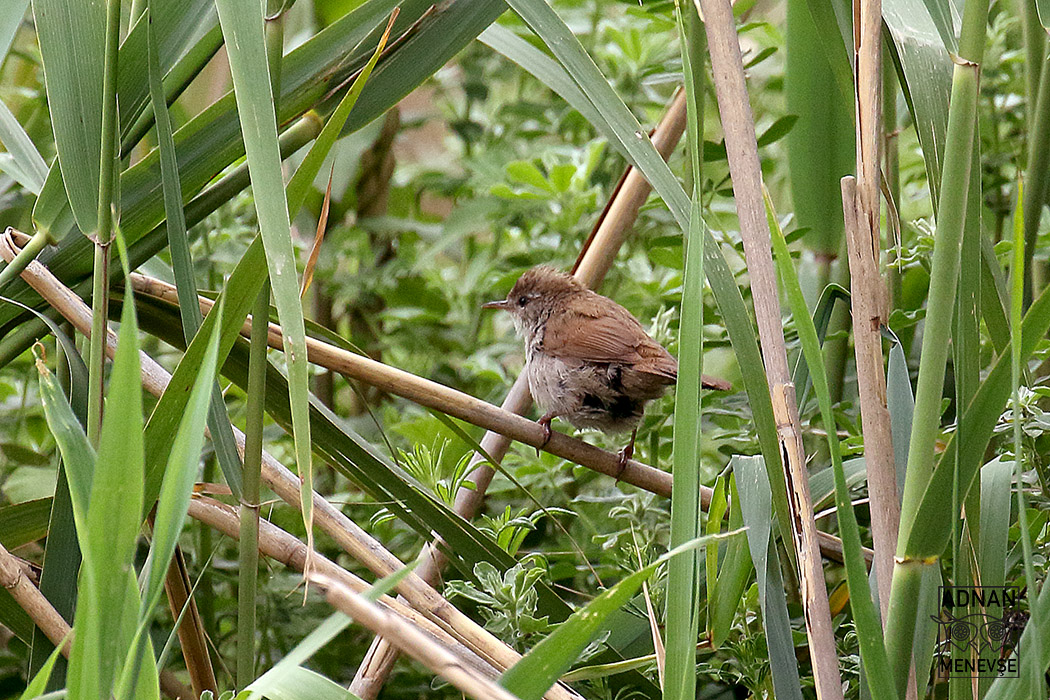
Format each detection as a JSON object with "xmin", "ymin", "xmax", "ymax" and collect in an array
[{"xmin": 483, "ymin": 266, "xmax": 730, "ymax": 473}]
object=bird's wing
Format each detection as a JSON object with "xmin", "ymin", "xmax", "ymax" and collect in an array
[{"xmin": 542, "ymin": 307, "xmax": 679, "ymax": 381}]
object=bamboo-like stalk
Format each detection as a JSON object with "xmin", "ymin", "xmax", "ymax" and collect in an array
[
  {"xmin": 885, "ymin": 57, "xmax": 981, "ymax": 697},
  {"xmin": 0, "ymin": 540, "xmax": 194, "ymax": 699},
  {"xmin": 695, "ymin": 0, "xmax": 843, "ymax": 695},
  {"xmin": 850, "ymin": 0, "xmax": 898, "ymax": 623},
  {"xmin": 163, "ymin": 548, "xmax": 218, "ymax": 697},
  {"xmin": 237, "ymin": 281, "xmax": 268, "ymax": 689},
  {"xmin": 187, "ymin": 496, "xmax": 496, "ymax": 675},
  {"xmin": 87, "ymin": 0, "xmax": 123, "ymax": 445},
  {"xmin": 0, "ymin": 234, "xmax": 582, "ymax": 700},
  {"xmin": 846, "ymin": 0, "xmax": 899, "ymax": 617},
  {"xmin": 313, "ymin": 572, "xmax": 522, "ymax": 700},
  {"xmin": 842, "ymin": 177, "xmax": 899, "ymax": 600}
]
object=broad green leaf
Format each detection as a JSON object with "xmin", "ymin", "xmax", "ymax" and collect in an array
[
  {"xmin": 32, "ymin": 0, "xmax": 105, "ymax": 234},
  {"xmin": 251, "ymin": 666, "xmax": 358, "ymax": 700},
  {"xmin": 67, "ymin": 270, "xmax": 145, "ymax": 700},
  {"xmin": 0, "ymin": 499, "xmax": 51, "ymax": 549},
  {"xmin": 978, "ymin": 457, "xmax": 1013, "ymax": 592},
  {"xmin": 117, "ymin": 0, "xmax": 216, "ymax": 143},
  {"xmin": 784, "ymin": 0, "xmax": 852, "ymax": 254},
  {"xmin": 214, "ymin": 0, "xmax": 314, "ymax": 551},
  {"xmin": 708, "ymin": 473, "xmax": 753, "ymax": 648},
  {"xmin": 886, "ymin": 334, "xmax": 913, "ymax": 497},
  {"xmin": 808, "ymin": 457, "xmax": 867, "ymax": 511}
]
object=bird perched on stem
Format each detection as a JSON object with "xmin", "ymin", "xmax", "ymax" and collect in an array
[{"xmin": 484, "ymin": 266, "xmax": 730, "ymax": 474}]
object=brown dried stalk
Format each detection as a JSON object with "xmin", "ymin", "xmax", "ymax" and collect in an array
[
  {"xmin": 312, "ymin": 572, "xmax": 522, "ymax": 700},
  {"xmin": 186, "ymin": 496, "xmax": 495, "ymax": 675},
  {"xmin": 163, "ymin": 548, "xmax": 218, "ymax": 696},
  {"xmin": 694, "ymin": 0, "xmax": 844, "ymax": 696},
  {"xmin": 0, "ymin": 541, "xmax": 194, "ymax": 699},
  {"xmin": 849, "ymin": 0, "xmax": 899, "ymax": 624}
]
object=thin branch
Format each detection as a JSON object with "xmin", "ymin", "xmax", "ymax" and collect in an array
[{"xmin": 186, "ymin": 496, "xmax": 492, "ymax": 673}]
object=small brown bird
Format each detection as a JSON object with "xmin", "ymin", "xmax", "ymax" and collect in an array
[{"xmin": 484, "ymin": 266, "xmax": 730, "ymax": 472}]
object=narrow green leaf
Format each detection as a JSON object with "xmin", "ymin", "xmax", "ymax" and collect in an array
[
  {"xmin": 666, "ymin": 5, "xmax": 705, "ymax": 691},
  {"xmin": 0, "ymin": 99, "xmax": 48, "ymax": 194},
  {"xmin": 477, "ymin": 24, "xmax": 623, "ymax": 160},
  {"xmin": 734, "ymin": 455, "xmax": 803, "ymax": 700},
  {"xmin": 708, "ymin": 473, "xmax": 753, "ymax": 648},
  {"xmin": 68, "ymin": 265, "xmax": 145, "ymax": 700},
  {"xmin": 19, "ymin": 643, "xmax": 66, "ymax": 700},
  {"xmin": 143, "ymin": 304, "xmax": 220, "ymax": 614},
  {"xmin": 32, "ymin": 0, "xmax": 105, "ymax": 233},
  {"xmin": 248, "ymin": 565, "xmax": 414, "ymax": 699},
  {"xmin": 0, "ymin": 0, "xmax": 29, "ymax": 63},
  {"xmin": 214, "ymin": 0, "xmax": 314, "ymax": 553},
  {"xmin": 141, "ymin": 238, "xmax": 268, "ymax": 507}
]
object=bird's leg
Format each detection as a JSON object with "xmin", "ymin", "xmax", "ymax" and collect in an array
[
  {"xmin": 536, "ymin": 412, "xmax": 559, "ymax": 456},
  {"xmin": 615, "ymin": 429, "xmax": 637, "ymax": 481}
]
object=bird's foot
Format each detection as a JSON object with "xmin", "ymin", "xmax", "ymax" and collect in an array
[
  {"xmin": 614, "ymin": 430, "xmax": 637, "ymax": 482},
  {"xmin": 536, "ymin": 412, "xmax": 557, "ymax": 457}
]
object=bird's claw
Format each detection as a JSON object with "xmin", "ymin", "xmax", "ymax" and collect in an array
[
  {"xmin": 615, "ymin": 445, "xmax": 632, "ymax": 481},
  {"xmin": 536, "ymin": 414, "xmax": 555, "ymax": 457},
  {"xmin": 614, "ymin": 431, "xmax": 636, "ymax": 482}
]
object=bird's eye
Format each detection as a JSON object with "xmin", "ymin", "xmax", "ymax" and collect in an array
[{"xmin": 517, "ymin": 295, "xmax": 529, "ymax": 307}]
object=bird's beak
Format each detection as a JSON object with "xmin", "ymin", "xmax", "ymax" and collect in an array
[{"xmin": 482, "ymin": 299, "xmax": 510, "ymax": 310}]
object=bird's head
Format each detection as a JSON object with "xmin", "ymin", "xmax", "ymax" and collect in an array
[{"xmin": 482, "ymin": 265, "xmax": 583, "ymax": 337}]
